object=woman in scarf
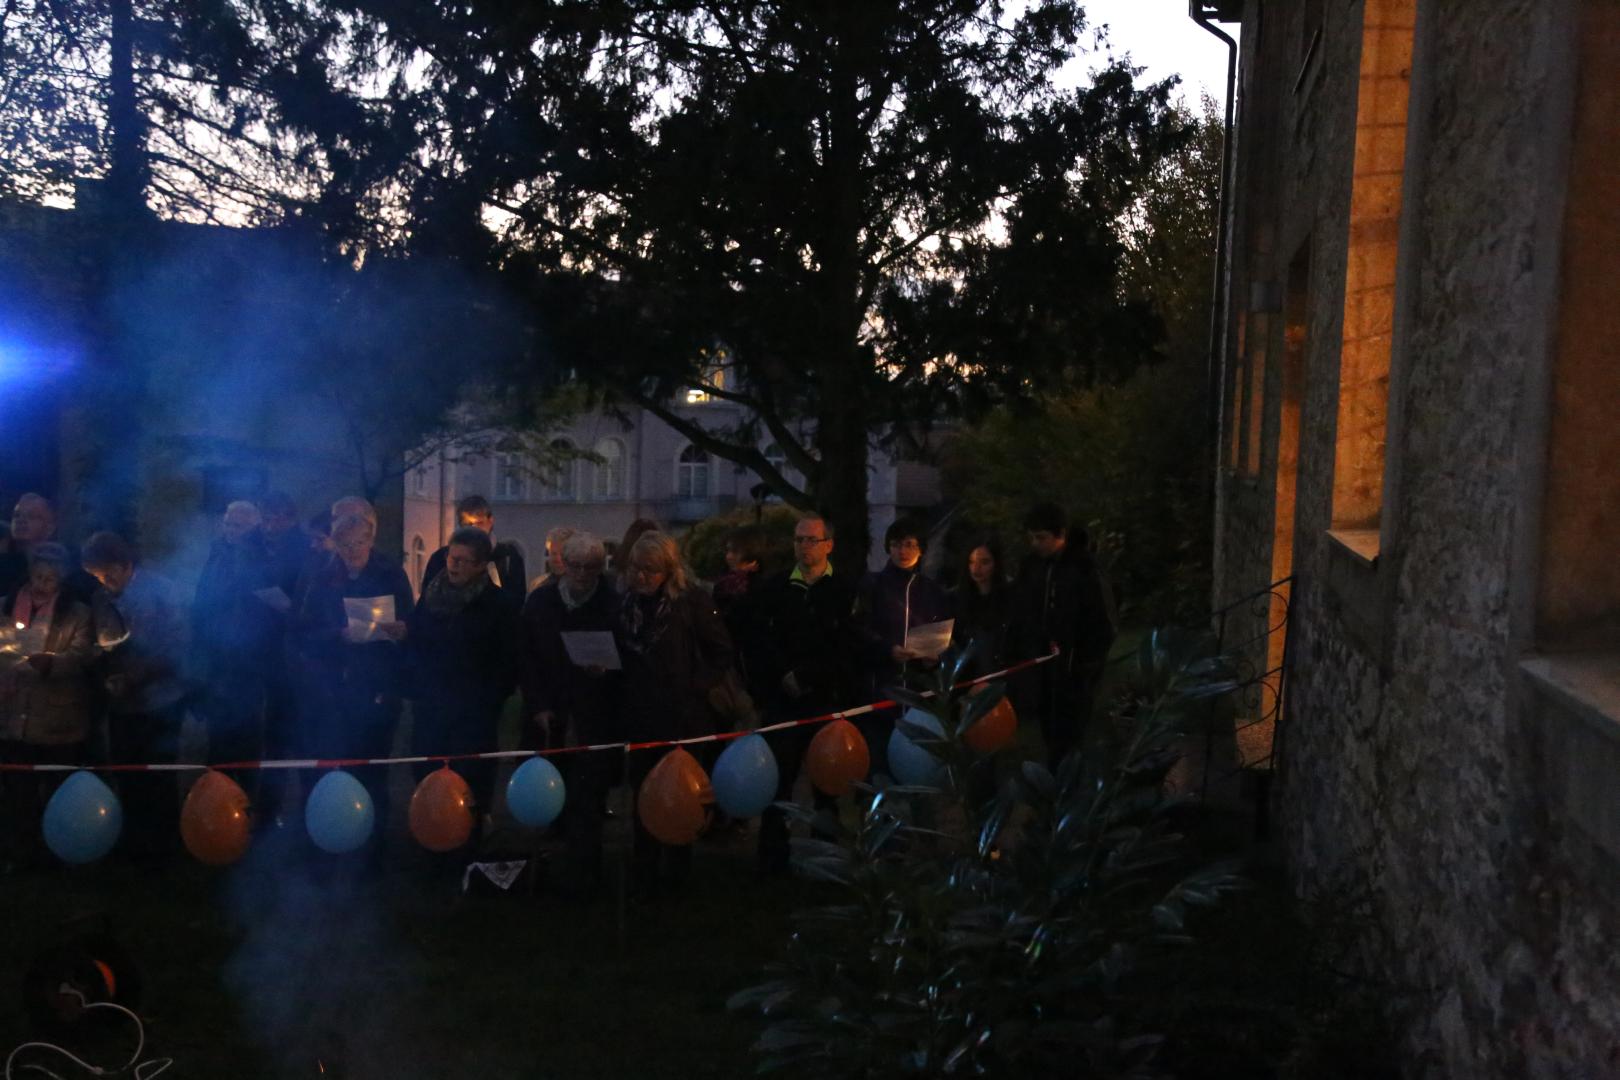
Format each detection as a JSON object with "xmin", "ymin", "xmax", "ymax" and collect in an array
[
  {"xmin": 0, "ymin": 543, "xmax": 97, "ymax": 868},
  {"xmin": 408, "ymin": 527, "xmax": 520, "ymax": 847},
  {"xmin": 617, "ymin": 531, "xmax": 733, "ymax": 898}
]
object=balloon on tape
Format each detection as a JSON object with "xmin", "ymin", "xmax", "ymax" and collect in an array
[
  {"xmin": 305, "ymin": 770, "xmax": 374, "ymax": 854},
  {"xmin": 806, "ymin": 719, "xmax": 869, "ymax": 797},
  {"xmin": 506, "ymin": 755, "xmax": 566, "ymax": 828},
  {"xmin": 888, "ymin": 708, "xmax": 947, "ymax": 786},
  {"xmin": 181, "ymin": 769, "xmax": 253, "ymax": 866},
  {"xmin": 711, "ymin": 733, "xmax": 779, "ymax": 818},
  {"xmin": 637, "ymin": 748, "xmax": 712, "ymax": 846},
  {"xmin": 963, "ymin": 694, "xmax": 1017, "ymax": 753},
  {"xmin": 43, "ymin": 770, "xmax": 122, "ymax": 864},
  {"xmin": 409, "ymin": 767, "xmax": 474, "ymax": 852}
]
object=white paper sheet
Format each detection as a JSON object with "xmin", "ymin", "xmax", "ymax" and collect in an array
[
  {"xmin": 253, "ymin": 586, "xmax": 292, "ymax": 613},
  {"xmin": 560, "ymin": 630, "xmax": 622, "ymax": 670},
  {"xmin": 904, "ymin": 618, "xmax": 955, "ymax": 660},
  {"xmin": 343, "ymin": 595, "xmax": 397, "ymax": 643}
]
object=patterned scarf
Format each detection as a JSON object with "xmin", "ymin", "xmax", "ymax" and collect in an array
[
  {"xmin": 620, "ymin": 588, "xmax": 670, "ymax": 657},
  {"xmin": 422, "ymin": 567, "xmax": 489, "ymax": 617}
]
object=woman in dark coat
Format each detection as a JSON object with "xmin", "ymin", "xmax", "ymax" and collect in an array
[
  {"xmin": 408, "ymin": 526, "xmax": 519, "ymax": 845},
  {"xmin": 951, "ymin": 536, "xmax": 1014, "ymax": 682},
  {"xmin": 616, "ymin": 531, "xmax": 733, "ymax": 897}
]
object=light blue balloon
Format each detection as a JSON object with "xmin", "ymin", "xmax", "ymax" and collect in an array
[
  {"xmin": 507, "ymin": 755, "xmax": 566, "ymax": 828},
  {"xmin": 43, "ymin": 770, "xmax": 123, "ymax": 864},
  {"xmin": 712, "ymin": 734, "xmax": 780, "ymax": 818},
  {"xmin": 306, "ymin": 770, "xmax": 375, "ymax": 854},
  {"xmin": 888, "ymin": 708, "xmax": 947, "ymax": 787}
]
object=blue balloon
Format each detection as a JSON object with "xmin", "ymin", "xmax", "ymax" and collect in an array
[
  {"xmin": 43, "ymin": 770, "xmax": 123, "ymax": 864},
  {"xmin": 507, "ymin": 756, "xmax": 566, "ymax": 828},
  {"xmin": 712, "ymin": 734, "xmax": 780, "ymax": 818},
  {"xmin": 306, "ymin": 770, "xmax": 375, "ymax": 854},
  {"xmin": 888, "ymin": 709, "xmax": 947, "ymax": 787}
]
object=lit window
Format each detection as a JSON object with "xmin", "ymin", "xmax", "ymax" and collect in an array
[
  {"xmin": 684, "ymin": 350, "xmax": 730, "ymax": 404},
  {"xmin": 593, "ymin": 437, "xmax": 626, "ymax": 499},
  {"xmin": 677, "ymin": 445, "xmax": 711, "ymax": 498}
]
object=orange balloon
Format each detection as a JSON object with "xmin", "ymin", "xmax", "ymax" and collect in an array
[
  {"xmin": 409, "ymin": 767, "xmax": 475, "ymax": 852},
  {"xmin": 806, "ymin": 719, "xmax": 870, "ymax": 797},
  {"xmin": 180, "ymin": 769, "xmax": 253, "ymax": 866},
  {"xmin": 963, "ymin": 696, "xmax": 1017, "ymax": 754},
  {"xmin": 637, "ymin": 748, "xmax": 712, "ymax": 846}
]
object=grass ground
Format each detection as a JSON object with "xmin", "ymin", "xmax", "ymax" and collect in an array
[{"xmin": 0, "ymin": 807, "xmax": 811, "ymax": 1080}]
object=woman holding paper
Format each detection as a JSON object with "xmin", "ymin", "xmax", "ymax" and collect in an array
[
  {"xmin": 290, "ymin": 513, "xmax": 413, "ymax": 845},
  {"xmin": 0, "ymin": 543, "xmax": 97, "ymax": 868},
  {"xmin": 617, "ymin": 532, "xmax": 733, "ymax": 898}
]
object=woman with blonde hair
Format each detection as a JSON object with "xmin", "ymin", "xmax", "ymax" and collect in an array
[{"xmin": 616, "ymin": 531, "xmax": 733, "ymax": 897}]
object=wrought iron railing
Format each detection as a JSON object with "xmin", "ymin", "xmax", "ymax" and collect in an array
[{"xmin": 1199, "ymin": 575, "xmax": 1295, "ymax": 810}]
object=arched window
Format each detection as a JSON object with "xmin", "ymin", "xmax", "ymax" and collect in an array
[
  {"xmin": 412, "ymin": 463, "xmax": 430, "ymax": 496},
  {"xmin": 677, "ymin": 444, "xmax": 711, "ymax": 498},
  {"xmin": 593, "ymin": 437, "xmax": 626, "ymax": 499},
  {"xmin": 543, "ymin": 439, "xmax": 577, "ymax": 501},
  {"xmin": 498, "ymin": 453, "xmax": 526, "ymax": 501},
  {"xmin": 411, "ymin": 535, "xmax": 427, "ymax": 589}
]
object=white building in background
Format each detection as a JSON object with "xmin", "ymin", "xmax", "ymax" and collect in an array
[{"xmin": 400, "ymin": 388, "xmax": 941, "ymax": 594}]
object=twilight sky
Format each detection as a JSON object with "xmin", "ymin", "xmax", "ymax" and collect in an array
[{"xmin": 1071, "ymin": 0, "xmax": 1237, "ymax": 107}]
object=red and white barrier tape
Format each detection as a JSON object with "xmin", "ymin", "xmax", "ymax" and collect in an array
[{"xmin": 0, "ymin": 650, "xmax": 1060, "ymax": 773}]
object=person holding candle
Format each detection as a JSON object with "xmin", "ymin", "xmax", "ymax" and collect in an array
[{"xmin": 0, "ymin": 543, "xmax": 97, "ymax": 869}]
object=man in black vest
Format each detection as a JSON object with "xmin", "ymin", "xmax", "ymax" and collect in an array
[{"xmin": 751, "ymin": 512, "xmax": 860, "ymax": 877}]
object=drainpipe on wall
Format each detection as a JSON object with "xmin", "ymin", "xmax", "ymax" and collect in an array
[{"xmin": 1190, "ymin": 0, "xmax": 1240, "ymax": 455}]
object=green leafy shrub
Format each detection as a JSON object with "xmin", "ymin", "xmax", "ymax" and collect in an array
[
  {"xmin": 730, "ymin": 632, "xmax": 1245, "ymax": 1078},
  {"xmin": 682, "ymin": 504, "xmax": 802, "ymax": 581}
]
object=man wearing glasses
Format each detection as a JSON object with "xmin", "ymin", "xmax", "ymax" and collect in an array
[{"xmin": 750, "ymin": 513, "xmax": 860, "ymax": 877}]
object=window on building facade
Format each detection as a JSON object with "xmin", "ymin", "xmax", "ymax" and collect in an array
[
  {"xmin": 497, "ymin": 453, "xmax": 527, "ymax": 501},
  {"xmin": 1537, "ymin": 0, "xmax": 1620, "ymax": 652},
  {"xmin": 684, "ymin": 349, "xmax": 731, "ymax": 404},
  {"xmin": 677, "ymin": 444, "xmax": 711, "ymax": 498},
  {"xmin": 411, "ymin": 535, "xmax": 426, "ymax": 589},
  {"xmin": 543, "ymin": 438, "xmax": 577, "ymax": 501},
  {"xmin": 412, "ymin": 463, "xmax": 430, "ymax": 496},
  {"xmin": 593, "ymin": 437, "xmax": 626, "ymax": 500},
  {"xmin": 1328, "ymin": 0, "xmax": 1416, "ymax": 547}
]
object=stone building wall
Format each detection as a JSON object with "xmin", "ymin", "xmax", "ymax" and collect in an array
[{"xmin": 1214, "ymin": 0, "xmax": 1620, "ymax": 1074}]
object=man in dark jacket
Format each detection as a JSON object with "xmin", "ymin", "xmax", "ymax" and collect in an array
[
  {"xmin": 855, "ymin": 517, "xmax": 953, "ymax": 777},
  {"xmin": 82, "ymin": 531, "xmax": 189, "ymax": 861},
  {"xmin": 421, "ymin": 495, "xmax": 527, "ymax": 604},
  {"xmin": 751, "ymin": 513, "xmax": 860, "ymax": 876},
  {"xmin": 408, "ymin": 526, "xmax": 520, "ymax": 849},
  {"xmin": 519, "ymin": 531, "xmax": 620, "ymax": 894},
  {"xmin": 192, "ymin": 501, "xmax": 279, "ymax": 774},
  {"xmin": 1010, "ymin": 502, "xmax": 1116, "ymax": 767}
]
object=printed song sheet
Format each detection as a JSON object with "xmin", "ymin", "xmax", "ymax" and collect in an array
[
  {"xmin": 560, "ymin": 631, "xmax": 622, "ymax": 670},
  {"xmin": 343, "ymin": 596, "xmax": 397, "ymax": 644},
  {"xmin": 904, "ymin": 618, "xmax": 955, "ymax": 660}
]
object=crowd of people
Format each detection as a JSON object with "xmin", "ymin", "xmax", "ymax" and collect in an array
[{"xmin": 0, "ymin": 489, "xmax": 1115, "ymax": 897}]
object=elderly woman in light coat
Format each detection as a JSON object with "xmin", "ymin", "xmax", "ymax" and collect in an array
[{"xmin": 0, "ymin": 542, "xmax": 97, "ymax": 867}]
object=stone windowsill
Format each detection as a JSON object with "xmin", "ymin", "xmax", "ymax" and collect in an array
[
  {"xmin": 1522, "ymin": 652, "xmax": 1620, "ymax": 743},
  {"xmin": 1326, "ymin": 528, "xmax": 1381, "ymax": 569}
]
